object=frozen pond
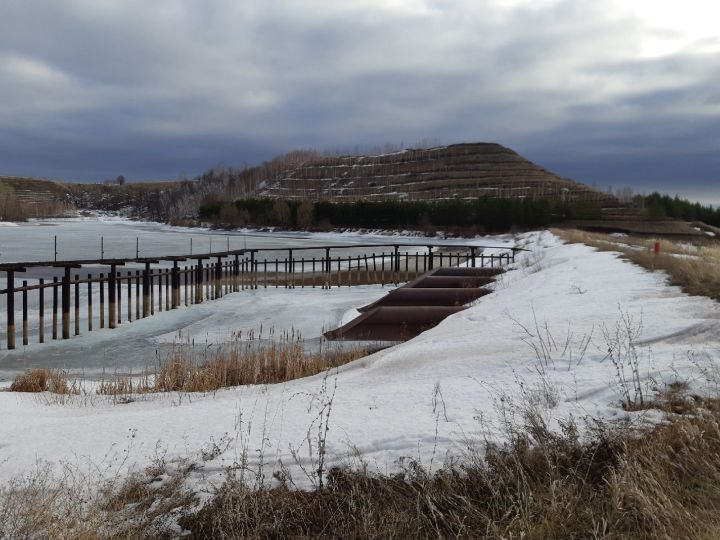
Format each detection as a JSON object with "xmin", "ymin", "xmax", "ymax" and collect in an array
[
  {"xmin": 0, "ymin": 215, "xmax": 447, "ymax": 266},
  {"xmin": 0, "ymin": 216, "xmax": 514, "ymax": 378}
]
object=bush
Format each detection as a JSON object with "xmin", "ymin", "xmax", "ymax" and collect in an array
[{"xmin": 9, "ymin": 369, "xmax": 72, "ymax": 394}]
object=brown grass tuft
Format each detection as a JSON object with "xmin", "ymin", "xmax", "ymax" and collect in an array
[
  {"xmin": 97, "ymin": 338, "xmax": 369, "ymax": 395},
  {"xmin": 9, "ymin": 368, "xmax": 74, "ymax": 394}
]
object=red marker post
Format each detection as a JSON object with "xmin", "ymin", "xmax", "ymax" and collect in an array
[{"xmin": 654, "ymin": 241, "xmax": 660, "ymax": 255}]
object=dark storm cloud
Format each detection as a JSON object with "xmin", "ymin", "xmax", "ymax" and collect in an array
[{"xmin": 0, "ymin": 0, "xmax": 718, "ymax": 202}]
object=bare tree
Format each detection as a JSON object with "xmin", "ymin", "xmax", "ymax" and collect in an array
[
  {"xmin": 271, "ymin": 200, "xmax": 291, "ymax": 227},
  {"xmin": 296, "ymin": 200, "xmax": 314, "ymax": 229}
]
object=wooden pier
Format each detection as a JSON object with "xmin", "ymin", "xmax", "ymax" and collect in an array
[{"xmin": 0, "ymin": 243, "xmax": 519, "ymax": 350}]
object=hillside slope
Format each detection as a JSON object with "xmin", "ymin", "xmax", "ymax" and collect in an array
[
  {"xmin": 0, "ymin": 176, "xmax": 75, "ymax": 219},
  {"xmin": 0, "ymin": 143, "xmax": 618, "ymax": 223},
  {"xmin": 257, "ymin": 143, "xmax": 611, "ymax": 203}
]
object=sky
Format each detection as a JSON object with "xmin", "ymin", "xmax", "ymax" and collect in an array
[{"xmin": 0, "ymin": 0, "xmax": 718, "ymax": 203}]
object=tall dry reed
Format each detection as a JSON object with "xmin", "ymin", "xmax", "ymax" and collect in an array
[{"xmin": 99, "ymin": 331, "xmax": 369, "ymax": 394}]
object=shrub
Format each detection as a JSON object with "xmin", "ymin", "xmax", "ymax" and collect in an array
[{"xmin": 9, "ymin": 369, "xmax": 72, "ymax": 394}]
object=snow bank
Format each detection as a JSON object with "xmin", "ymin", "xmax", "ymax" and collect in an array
[{"xmin": 1, "ymin": 231, "xmax": 719, "ymax": 492}]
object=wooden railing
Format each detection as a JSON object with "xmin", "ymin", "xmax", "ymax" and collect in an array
[{"xmin": 0, "ymin": 243, "xmax": 518, "ymax": 350}]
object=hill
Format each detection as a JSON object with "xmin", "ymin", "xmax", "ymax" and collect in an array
[
  {"xmin": 255, "ymin": 143, "xmax": 611, "ymax": 203},
  {"xmin": 0, "ymin": 176, "xmax": 75, "ymax": 220},
  {"xmin": 1, "ymin": 143, "xmax": 625, "ymax": 224}
]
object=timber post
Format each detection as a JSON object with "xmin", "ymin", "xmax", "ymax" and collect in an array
[
  {"xmin": 172, "ymin": 261, "xmax": 180, "ymax": 308},
  {"xmin": 39, "ymin": 278, "xmax": 45, "ymax": 343},
  {"xmin": 5, "ymin": 270, "xmax": 14, "ymax": 349},
  {"xmin": 108, "ymin": 264, "xmax": 116, "ymax": 329},
  {"xmin": 215, "ymin": 257, "xmax": 222, "ymax": 299},
  {"xmin": 195, "ymin": 258, "xmax": 204, "ymax": 303},
  {"xmin": 62, "ymin": 266, "xmax": 71, "ymax": 339},
  {"xmin": 142, "ymin": 262, "xmax": 151, "ymax": 317}
]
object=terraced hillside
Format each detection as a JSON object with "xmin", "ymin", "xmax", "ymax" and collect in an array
[
  {"xmin": 257, "ymin": 143, "xmax": 612, "ymax": 203},
  {"xmin": 0, "ymin": 177, "xmax": 74, "ymax": 219}
]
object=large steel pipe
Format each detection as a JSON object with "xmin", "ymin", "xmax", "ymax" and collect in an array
[
  {"xmin": 410, "ymin": 275, "xmax": 494, "ymax": 289},
  {"xmin": 429, "ymin": 267, "xmax": 504, "ymax": 277},
  {"xmin": 358, "ymin": 287, "xmax": 490, "ymax": 311},
  {"xmin": 325, "ymin": 306, "xmax": 467, "ymax": 341}
]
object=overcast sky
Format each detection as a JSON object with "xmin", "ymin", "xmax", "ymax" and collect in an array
[{"xmin": 1, "ymin": 0, "xmax": 718, "ymax": 202}]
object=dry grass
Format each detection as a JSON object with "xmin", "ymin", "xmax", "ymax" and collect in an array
[
  {"xmin": 5, "ymin": 386, "xmax": 720, "ymax": 538},
  {"xmin": 98, "ymin": 335, "xmax": 369, "ymax": 395},
  {"xmin": 556, "ymin": 228, "xmax": 720, "ymax": 301},
  {"xmin": 9, "ymin": 368, "xmax": 76, "ymax": 394},
  {"xmin": 0, "ymin": 459, "xmax": 195, "ymax": 539},
  {"xmin": 180, "ymin": 396, "xmax": 720, "ymax": 539}
]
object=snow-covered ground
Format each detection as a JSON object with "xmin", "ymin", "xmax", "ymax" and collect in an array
[{"xmin": 1, "ymin": 231, "xmax": 719, "ymax": 494}]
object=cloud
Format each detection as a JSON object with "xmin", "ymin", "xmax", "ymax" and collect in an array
[{"xmin": 0, "ymin": 0, "xmax": 717, "ymax": 201}]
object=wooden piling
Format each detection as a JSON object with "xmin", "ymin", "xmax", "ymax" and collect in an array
[
  {"xmin": 150, "ymin": 269, "xmax": 155, "ymax": 314},
  {"xmin": 62, "ymin": 267, "xmax": 71, "ymax": 339},
  {"xmin": 135, "ymin": 271, "xmax": 140, "ymax": 320},
  {"xmin": 250, "ymin": 252, "xmax": 256, "ymax": 290},
  {"xmin": 39, "ymin": 279, "xmax": 45, "ymax": 343},
  {"xmin": 87, "ymin": 274, "xmax": 93, "ymax": 332},
  {"xmin": 214, "ymin": 257, "xmax": 222, "ymax": 299},
  {"xmin": 22, "ymin": 280, "xmax": 28, "ymax": 346},
  {"xmin": 52, "ymin": 277, "xmax": 59, "ymax": 339},
  {"xmin": 108, "ymin": 265, "xmax": 116, "ymax": 329},
  {"xmin": 233, "ymin": 256, "xmax": 239, "ymax": 292},
  {"xmin": 165, "ymin": 269, "xmax": 170, "ymax": 310},
  {"xmin": 116, "ymin": 271, "xmax": 122, "ymax": 325},
  {"xmin": 195, "ymin": 260, "xmax": 203, "ymax": 304},
  {"xmin": 74, "ymin": 274, "xmax": 80, "ymax": 335},
  {"xmin": 184, "ymin": 266, "xmax": 189, "ymax": 306},
  {"xmin": 5, "ymin": 271, "xmax": 14, "ymax": 349},
  {"xmin": 99, "ymin": 273, "xmax": 105, "ymax": 328},
  {"xmin": 127, "ymin": 271, "xmax": 133, "ymax": 322},
  {"xmin": 172, "ymin": 262, "xmax": 179, "ymax": 309},
  {"xmin": 158, "ymin": 270, "xmax": 163, "ymax": 312}
]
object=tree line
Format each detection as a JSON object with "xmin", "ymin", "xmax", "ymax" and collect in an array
[
  {"xmin": 643, "ymin": 193, "xmax": 720, "ymax": 226},
  {"xmin": 199, "ymin": 198, "xmax": 604, "ymax": 233}
]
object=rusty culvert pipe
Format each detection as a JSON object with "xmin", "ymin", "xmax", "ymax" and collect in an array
[
  {"xmin": 410, "ymin": 275, "xmax": 495, "ymax": 288},
  {"xmin": 325, "ymin": 265, "xmax": 508, "ymax": 342},
  {"xmin": 324, "ymin": 306, "xmax": 467, "ymax": 341},
  {"xmin": 358, "ymin": 287, "xmax": 491, "ymax": 312},
  {"xmin": 429, "ymin": 267, "xmax": 505, "ymax": 277}
]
